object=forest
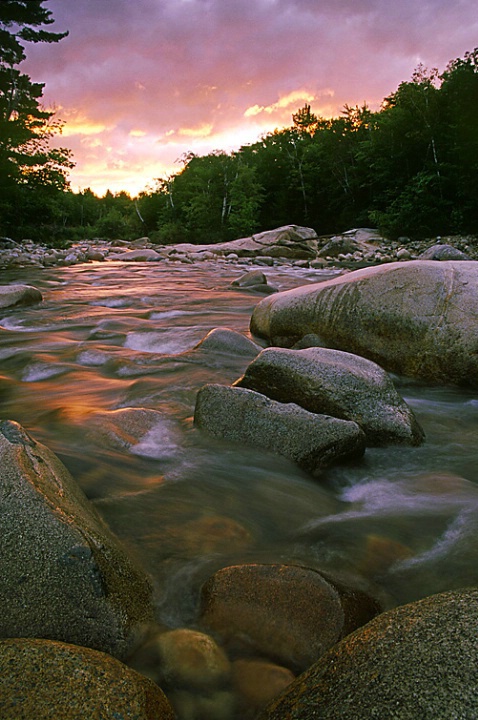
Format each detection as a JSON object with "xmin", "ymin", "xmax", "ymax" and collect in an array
[{"xmin": 1, "ymin": 2, "xmax": 477, "ymax": 245}]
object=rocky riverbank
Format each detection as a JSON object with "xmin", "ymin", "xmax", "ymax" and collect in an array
[{"xmin": 1, "ymin": 225, "xmax": 477, "ymax": 271}]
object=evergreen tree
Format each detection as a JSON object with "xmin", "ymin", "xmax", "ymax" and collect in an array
[{"xmin": 0, "ymin": 0, "xmax": 73, "ymax": 238}]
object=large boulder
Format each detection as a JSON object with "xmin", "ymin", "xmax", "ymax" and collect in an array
[
  {"xmin": 164, "ymin": 225, "xmax": 318, "ymax": 259},
  {"xmin": 108, "ymin": 248, "xmax": 162, "ymax": 261},
  {"xmin": 0, "ymin": 420, "xmax": 153, "ymax": 660},
  {"xmin": 317, "ymin": 228, "xmax": 384, "ymax": 259},
  {"xmin": 0, "ymin": 638, "xmax": 174, "ymax": 719},
  {"xmin": 199, "ymin": 564, "xmax": 380, "ymax": 674},
  {"xmin": 250, "ymin": 260, "xmax": 478, "ymax": 386},
  {"xmin": 194, "ymin": 384, "xmax": 366, "ymax": 475},
  {"xmin": 259, "ymin": 588, "xmax": 478, "ymax": 719},
  {"xmin": 419, "ymin": 243, "xmax": 470, "ymax": 261},
  {"xmin": 235, "ymin": 347, "xmax": 424, "ymax": 446},
  {"xmin": 0, "ymin": 283, "xmax": 42, "ymax": 309}
]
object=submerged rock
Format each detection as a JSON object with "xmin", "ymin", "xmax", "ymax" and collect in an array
[
  {"xmin": 199, "ymin": 563, "xmax": 380, "ymax": 674},
  {"xmin": 235, "ymin": 346, "xmax": 424, "ymax": 446},
  {"xmin": 232, "ymin": 659, "xmax": 296, "ymax": 719},
  {"xmin": 0, "ymin": 638, "xmax": 174, "ymax": 719},
  {"xmin": 250, "ymin": 260, "xmax": 478, "ymax": 387},
  {"xmin": 230, "ymin": 269, "xmax": 278, "ymax": 294},
  {"xmin": 150, "ymin": 628, "xmax": 231, "ymax": 690},
  {"xmin": 192, "ymin": 327, "xmax": 262, "ymax": 358},
  {"xmin": 194, "ymin": 383, "xmax": 366, "ymax": 475},
  {"xmin": 0, "ymin": 420, "xmax": 153, "ymax": 660},
  {"xmin": 259, "ymin": 588, "xmax": 478, "ymax": 719},
  {"xmin": 0, "ymin": 283, "xmax": 42, "ymax": 309}
]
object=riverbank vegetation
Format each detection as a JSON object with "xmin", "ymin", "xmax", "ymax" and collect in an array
[{"xmin": 0, "ymin": 3, "xmax": 477, "ymax": 244}]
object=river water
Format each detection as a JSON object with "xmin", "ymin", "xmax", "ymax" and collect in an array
[{"xmin": 1, "ymin": 258, "xmax": 478, "ymax": 705}]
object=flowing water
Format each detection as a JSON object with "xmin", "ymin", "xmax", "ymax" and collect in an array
[{"xmin": 1, "ymin": 258, "xmax": 478, "ymax": 711}]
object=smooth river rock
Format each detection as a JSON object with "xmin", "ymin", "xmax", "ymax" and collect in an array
[
  {"xmin": 235, "ymin": 346, "xmax": 424, "ymax": 446},
  {"xmin": 250, "ymin": 260, "xmax": 478, "ymax": 386},
  {"xmin": 0, "ymin": 283, "xmax": 42, "ymax": 308},
  {"xmin": 192, "ymin": 327, "xmax": 262, "ymax": 358},
  {"xmin": 109, "ymin": 248, "xmax": 162, "ymax": 261},
  {"xmin": 199, "ymin": 563, "xmax": 380, "ymax": 674},
  {"xmin": 0, "ymin": 420, "xmax": 153, "ymax": 660},
  {"xmin": 194, "ymin": 383, "xmax": 366, "ymax": 475},
  {"xmin": 0, "ymin": 638, "xmax": 174, "ymax": 719},
  {"xmin": 419, "ymin": 243, "xmax": 470, "ymax": 261},
  {"xmin": 259, "ymin": 588, "xmax": 478, "ymax": 720}
]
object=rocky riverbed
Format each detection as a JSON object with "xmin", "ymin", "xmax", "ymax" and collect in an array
[{"xmin": 1, "ymin": 227, "xmax": 478, "ymax": 718}]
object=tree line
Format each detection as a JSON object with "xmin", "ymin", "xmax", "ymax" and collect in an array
[{"xmin": 1, "ymin": 1, "xmax": 477, "ymax": 245}]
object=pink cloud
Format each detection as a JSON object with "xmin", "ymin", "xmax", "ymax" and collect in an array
[{"xmin": 21, "ymin": 0, "xmax": 478, "ymax": 195}]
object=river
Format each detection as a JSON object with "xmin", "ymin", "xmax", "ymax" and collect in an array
[{"xmin": 1, "ymin": 257, "xmax": 478, "ymax": 710}]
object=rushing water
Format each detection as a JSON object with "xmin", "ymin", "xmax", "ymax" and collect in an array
[{"xmin": 1, "ymin": 258, "xmax": 478, "ymax": 710}]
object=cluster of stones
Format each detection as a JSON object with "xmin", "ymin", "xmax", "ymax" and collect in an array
[
  {"xmin": 194, "ymin": 339, "xmax": 425, "ymax": 476},
  {"xmin": 2, "ymin": 225, "xmax": 477, "ymax": 270}
]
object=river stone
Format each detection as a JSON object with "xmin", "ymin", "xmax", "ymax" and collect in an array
[
  {"xmin": 0, "ymin": 283, "xmax": 42, "ymax": 308},
  {"xmin": 199, "ymin": 564, "xmax": 345, "ymax": 673},
  {"xmin": 82, "ymin": 407, "xmax": 181, "ymax": 460},
  {"xmin": 0, "ymin": 638, "xmax": 174, "ymax": 719},
  {"xmin": 0, "ymin": 419, "xmax": 153, "ymax": 660},
  {"xmin": 194, "ymin": 383, "xmax": 366, "ymax": 475},
  {"xmin": 250, "ymin": 260, "xmax": 478, "ymax": 386},
  {"xmin": 234, "ymin": 347, "xmax": 424, "ymax": 446},
  {"xmin": 419, "ymin": 243, "xmax": 470, "ymax": 261},
  {"xmin": 232, "ymin": 658, "xmax": 296, "ymax": 717},
  {"xmin": 109, "ymin": 248, "xmax": 162, "ymax": 261},
  {"xmin": 231, "ymin": 269, "xmax": 268, "ymax": 287},
  {"xmin": 193, "ymin": 327, "xmax": 262, "ymax": 358},
  {"xmin": 259, "ymin": 588, "xmax": 478, "ymax": 720},
  {"xmin": 153, "ymin": 628, "xmax": 231, "ymax": 689}
]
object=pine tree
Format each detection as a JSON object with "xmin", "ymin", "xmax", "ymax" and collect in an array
[{"xmin": 0, "ymin": 0, "xmax": 73, "ymax": 236}]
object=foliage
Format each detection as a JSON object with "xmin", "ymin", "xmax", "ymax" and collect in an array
[
  {"xmin": 0, "ymin": 0, "xmax": 73, "ymax": 238},
  {"xmin": 2, "ymin": 37, "xmax": 477, "ymax": 244},
  {"xmin": 139, "ymin": 52, "xmax": 476, "ymax": 244}
]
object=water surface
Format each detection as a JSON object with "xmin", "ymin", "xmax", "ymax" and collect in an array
[{"xmin": 1, "ymin": 258, "xmax": 477, "ymax": 710}]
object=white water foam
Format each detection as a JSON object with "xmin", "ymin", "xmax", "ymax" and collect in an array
[
  {"xmin": 90, "ymin": 297, "xmax": 129, "ymax": 308},
  {"xmin": 392, "ymin": 510, "xmax": 474, "ymax": 569},
  {"xmin": 130, "ymin": 420, "xmax": 181, "ymax": 460},
  {"xmin": 149, "ymin": 309, "xmax": 202, "ymax": 320}
]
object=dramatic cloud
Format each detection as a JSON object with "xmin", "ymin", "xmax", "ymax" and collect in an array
[{"xmin": 23, "ymin": 0, "xmax": 478, "ymax": 195}]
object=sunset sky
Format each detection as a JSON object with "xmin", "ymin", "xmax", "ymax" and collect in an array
[{"xmin": 23, "ymin": 0, "xmax": 478, "ymax": 197}]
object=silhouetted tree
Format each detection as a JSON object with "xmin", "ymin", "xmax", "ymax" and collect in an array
[{"xmin": 0, "ymin": 0, "xmax": 73, "ymax": 238}]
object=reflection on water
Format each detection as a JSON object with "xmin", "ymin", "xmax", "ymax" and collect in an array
[{"xmin": 1, "ymin": 260, "xmax": 478, "ymax": 712}]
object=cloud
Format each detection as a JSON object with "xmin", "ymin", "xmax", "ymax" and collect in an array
[{"xmin": 21, "ymin": 0, "xmax": 478, "ymax": 195}]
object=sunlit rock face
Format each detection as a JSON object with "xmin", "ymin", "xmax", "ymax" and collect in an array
[
  {"xmin": 0, "ymin": 420, "xmax": 153, "ymax": 660},
  {"xmin": 259, "ymin": 588, "xmax": 478, "ymax": 720},
  {"xmin": 235, "ymin": 346, "xmax": 424, "ymax": 446},
  {"xmin": 194, "ymin": 383, "xmax": 366, "ymax": 475},
  {"xmin": 0, "ymin": 638, "xmax": 175, "ymax": 719},
  {"xmin": 250, "ymin": 260, "xmax": 478, "ymax": 387}
]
